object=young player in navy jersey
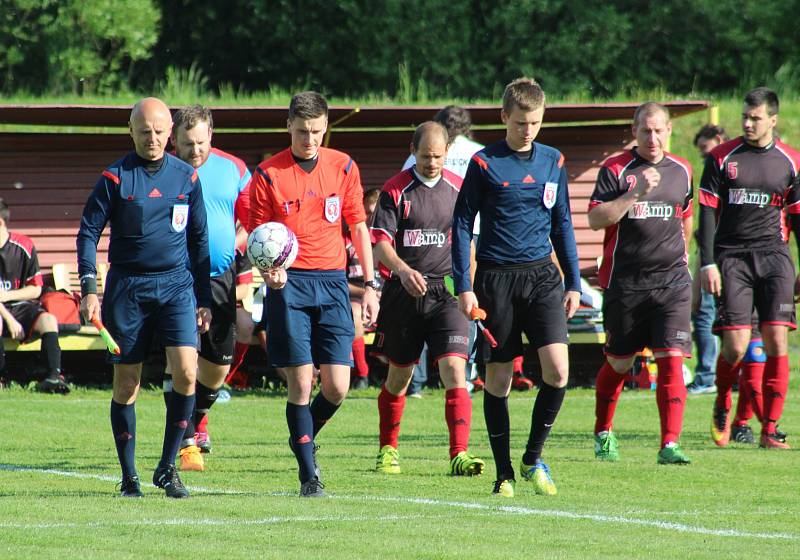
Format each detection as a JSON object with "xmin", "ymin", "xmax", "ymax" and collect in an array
[
  {"xmin": 77, "ymin": 98, "xmax": 212, "ymax": 498},
  {"xmin": 166, "ymin": 105, "xmax": 252, "ymax": 472},
  {"xmin": 699, "ymin": 87, "xmax": 800, "ymax": 449},
  {"xmin": 371, "ymin": 122, "xmax": 484, "ymax": 477},
  {"xmin": 0, "ymin": 199, "xmax": 67, "ymax": 394},
  {"xmin": 588, "ymin": 103, "xmax": 694, "ymax": 465},
  {"xmin": 452, "ymin": 78, "xmax": 581, "ymax": 497}
]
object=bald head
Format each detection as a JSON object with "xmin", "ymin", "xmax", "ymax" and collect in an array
[
  {"xmin": 129, "ymin": 97, "xmax": 173, "ymax": 160},
  {"xmin": 411, "ymin": 121, "xmax": 449, "ymax": 180}
]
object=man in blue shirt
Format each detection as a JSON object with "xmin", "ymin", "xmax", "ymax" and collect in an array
[
  {"xmin": 77, "ymin": 97, "xmax": 212, "ymax": 499},
  {"xmin": 452, "ymin": 78, "xmax": 581, "ymax": 498},
  {"xmin": 166, "ymin": 105, "xmax": 252, "ymax": 472}
]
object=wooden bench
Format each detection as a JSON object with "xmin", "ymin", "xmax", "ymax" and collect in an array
[{"xmin": 2, "ymin": 263, "xmax": 109, "ymax": 352}]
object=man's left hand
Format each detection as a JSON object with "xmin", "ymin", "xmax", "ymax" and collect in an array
[
  {"xmin": 563, "ymin": 290, "xmax": 581, "ymax": 320},
  {"xmin": 361, "ymin": 287, "xmax": 380, "ymax": 326},
  {"xmin": 197, "ymin": 307, "xmax": 212, "ymax": 333}
]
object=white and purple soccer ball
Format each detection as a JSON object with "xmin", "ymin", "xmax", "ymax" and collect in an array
[{"xmin": 247, "ymin": 222, "xmax": 299, "ymax": 271}]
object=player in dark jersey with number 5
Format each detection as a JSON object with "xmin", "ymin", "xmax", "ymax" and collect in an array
[
  {"xmin": 699, "ymin": 87, "xmax": 800, "ymax": 450},
  {"xmin": 589, "ymin": 102, "xmax": 694, "ymax": 465}
]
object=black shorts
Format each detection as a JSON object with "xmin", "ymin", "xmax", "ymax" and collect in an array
[
  {"xmin": 372, "ymin": 279, "xmax": 469, "ymax": 366},
  {"xmin": 603, "ymin": 283, "xmax": 692, "ymax": 358},
  {"xmin": 2, "ymin": 300, "xmax": 46, "ymax": 340},
  {"xmin": 473, "ymin": 259, "xmax": 568, "ymax": 363},
  {"xmin": 714, "ymin": 248, "xmax": 796, "ymax": 332},
  {"xmin": 199, "ymin": 266, "xmax": 237, "ymax": 365}
]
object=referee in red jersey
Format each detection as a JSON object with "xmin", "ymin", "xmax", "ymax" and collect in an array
[{"xmin": 248, "ymin": 92, "xmax": 379, "ymax": 496}]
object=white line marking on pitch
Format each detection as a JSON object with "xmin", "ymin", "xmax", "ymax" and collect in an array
[
  {"xmin": 0, "ymin": 464, "xmax": 243, "ymax": 495},
  {"xmin": 0, "ymin": 514, "xmax": 430, "ymax": 531},
  {"xmin": 1, "ymin": 464, "xmax": 796, "ymax": 540},
  {"xmin": 349, "ymin": 496, "xmax": 798, "ymax": 540}
]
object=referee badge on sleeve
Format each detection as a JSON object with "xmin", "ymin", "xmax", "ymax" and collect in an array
[
  {"xmin": 543, "ymin": 182, "xmax": 558, "ymax": 209},
  {"xmin": 325, "ymin": 196, "xmax": 341, "ymax": 223},
  {"xmin": 171, "ymin": 204, "xmax": 189, "ymax": 232}
]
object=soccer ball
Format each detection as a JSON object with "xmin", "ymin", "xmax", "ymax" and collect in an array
[{"xmin": 247, "ymin": 222, "xmax": 299, "ymax": 271}]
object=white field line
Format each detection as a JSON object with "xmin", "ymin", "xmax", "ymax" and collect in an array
[
  {"xmin": 0, "ymin": 464, "xmax": 244, "ymax": 495},
  {"xmin": 0, "ymin": 514, "xmax": 431, "ymax": 531},
  {"xmin": 0, "ymin": 463, "xmax": 796, "ymax": 541}
]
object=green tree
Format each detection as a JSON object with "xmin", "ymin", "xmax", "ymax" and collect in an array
[{"xmin": 0, "ymin": 0, "xmax": 160, "ymax": 95}]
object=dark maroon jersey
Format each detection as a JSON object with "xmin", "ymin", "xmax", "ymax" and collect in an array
[
  {"xmin": 699, "ymin": 137, "xmax": 800, "ymax": 252},
  {"xmin": 0, "ymin": 232, "xmax": 43, "ymax": 303},
  {"xmin": 590, "ymin": 150, "xmax": 693, "ymax": 291},
  {"xmin": 371, "ymin": 168, "xmax": 462, "ymax": 279}
]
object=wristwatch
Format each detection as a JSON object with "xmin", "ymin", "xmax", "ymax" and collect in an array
[{"xmin": 364, "ymin": 279, "xmax": 380, "ymax": 291}]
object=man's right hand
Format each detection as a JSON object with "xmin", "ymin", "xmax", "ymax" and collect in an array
[
  {"xmin": 263, "ymin": 267, "xmax": 288, "ymax": 289},
  {"xmin": 636, "ymin": 167, "xmax": 661, "ymax": 197},
  {"xmin": 700, "ymin": 264, "xmax": 722, "ymax": 296},
  {"xmin": 398, "ymin": 267, "xmax": 427, "ymax": 297},
  {"xmin": 81, "ymin": 293, "xmax": 101, "ymax": 324},
  {"xmin": 6, "ymin": 316, "xmax": 24, "ymax": 340},
  {"xmin": 458, "ymin": 291, "xmax": 478, "ymax": 321}
]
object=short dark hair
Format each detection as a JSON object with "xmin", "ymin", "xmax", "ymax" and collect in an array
[
  {"xmin": 744, "ymin": 87, "xmax": 779, "ymax": 116},
  {"xmin": 694, "ymin": 124, "xmax": 728, "ymax": 146},
  {"xmin": 289, "ymin": 91, "xmax": 328, "ymax": 120},
  {"xmin": 633, "ymin": 102, "xmax": 670, "ymax": 127},
  {"xmin": 502, "ymin": 77, "xmax": 545, "ymax": 114},
  {"xmin": 173, "ymin": 104, "xmax": 213, "ymax": 132},
  {"xmin": 433, "ymin": 105, "xmax": 473, "ymax": 140},
  {"xmin": 411, "ymin": 121, "xmax": 449, "ymax": 151},
  {"xmin": 363, "ymin": 187, "xmax": 380, "ymax": 205},
  {"xmin": 0, "ymin": 198, "xmax": 9, "ymax": 224}
]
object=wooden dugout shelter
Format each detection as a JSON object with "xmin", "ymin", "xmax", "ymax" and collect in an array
[
  {"xmin": 0, "ymin": 101, "xmax": 709, "ymax": 275},
  {"xmin": 0, "ymin": 101, "xmax": 709, "ymax": 381}
]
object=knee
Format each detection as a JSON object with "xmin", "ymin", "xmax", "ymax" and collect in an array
[
  {"xmin": 721, "ymin": 344, "xmax": 746, "ymax": 364},
  {"xmin": 323, "ymin": 386, "xmax": 348, "ymax": 405},
  {"xmin": 385, "ymin": 367, "xmax": 414, "ymax": 395},
  {"xmin": 606, "ymin": 355, "xmax": 635, "ymax": 374},
  {"xmin": 36, "ymin": 312, "xmax": 59, "ymax": 333},
  {"xmin": 542, "ymin": 368, "xmax": 569, "ymax": 388}
]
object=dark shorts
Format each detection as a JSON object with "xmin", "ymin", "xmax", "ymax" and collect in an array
[
  {"xmin": 372, "ymin": 279, "xmax": 469, "ymax": 367},
  {"xmin": 603, "ymin": 283, "xmax": 692, "ymax": 358},
  {"xmin": 102, "ymin": 266, "xmax": 198, "ymax": 364},
  {"xmin": 265, "ymin": 269, "xmax": 354, "ymax": 368},
  {"xmin": 473, "ymin": 259, "xmax": 568, "ymax": 363},
  {"xmin": 199, "ymin": 265, "xmax": 237, "ymax": 365},
  {"xmin": 2, "ymin": 300, "xmax": 47, "ymax": 340},
  {"xmin": 714, "ymin": 248, "xmax": 796, "ymax": 332}
]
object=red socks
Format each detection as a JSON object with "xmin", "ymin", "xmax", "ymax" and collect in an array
[
  {"xmin": 352, "ymin": 336, "xmax": 369, "ymax": 379},
  {"xmin": 655, "ymin": 356, "xmax": 686, "ymax": 446},
  {"xmin": 445, "ymin": 388, "xmax": 472, "ymax": 458},
  {"xmin": 594, "ymin": 360, "xmax": 627, "ymax": 434},
  {"xmin": 734, "ymin": 361, "xmax": 764, "ymax": 425},
  {"xmin": 225, "ymin": 342, "xmax": 250, "ymax": 385},
  {"xmin": 377, "ymin": 385, "xmax": 406, "ymax": 449},
  {"xmin": 762, "ymin": 355, "xmax": 789, "ymax": 435},
  {"xmin": 714, "ymin": 356, "xmax": 740, "ymax": 410}
]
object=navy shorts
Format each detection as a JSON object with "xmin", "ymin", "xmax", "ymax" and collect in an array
[
  {"xmin": 199, "ymin": 265, "xmax": 236, "ymax": 365},
  {"xmin": 265, "ymin": 269, "xmax": 354, "ymax": 368},
  {"xmin": 473, "ymin": 258, "xmax": 568, "ymax": 363},
  {"xmin": 602, "ymin": 283, "xmax": 692, "ymax": 358},
  {"xmin": 102, "ymin": 266, "xmax": 198, "ymax": 364},
  {"xmin": 372, "ymin": 279, "xmax": 469, "ymax": 367},
  {"xmin": 714, "ymin": 247, "xmax": 796, "ymax": 332}
]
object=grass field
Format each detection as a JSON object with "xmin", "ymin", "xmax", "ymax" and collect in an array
[{"xmin": 1, "ymin": 380, "xmax": 798, "ymax": 560}]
